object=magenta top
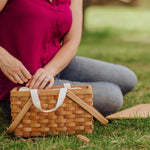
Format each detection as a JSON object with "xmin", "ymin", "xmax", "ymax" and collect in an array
[{"xmin": 0, "ymin": 0, "xmax": 72, "ymax": 101}]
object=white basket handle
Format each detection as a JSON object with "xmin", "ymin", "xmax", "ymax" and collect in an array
[{"xmin": 30, "ymin": 88, "xmax": 67, "ymax": 113}]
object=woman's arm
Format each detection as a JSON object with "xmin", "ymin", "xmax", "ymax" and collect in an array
[
  {"xmin": 44, "ymin": 0, "xmax": 83, "ymax": 76},
  {"xmin": 0, "ymin": 0, "xmax": 8, "ymax": 12},
  {"xmin": 27, "ymin": 0, "xmax": 83, "ymax": 89},
  {"xmin": 0, "ymin": 46, "xmax": 32, "ymax": 84}
]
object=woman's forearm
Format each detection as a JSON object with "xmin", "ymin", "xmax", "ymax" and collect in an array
[
  {"xmin": 0, "ymin": 46, "xmax": 15, "ymax": 68},
  {"xmin": 43, "ymin": 40, "xmax": 79, "ymax": 76},
  {"xmin": 0, "ymin": 46, "xmax": 10, "ymax": 67},
  {"xmin": 0, "ymin": 0, "xmax": 8, "ymax": 12}
]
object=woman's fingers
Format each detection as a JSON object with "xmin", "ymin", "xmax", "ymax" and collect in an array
[
  {"xmin": 13, "ymin": 73, "xmax": 24, "ymax": 84},
  {"xmin": 11, "ymin": 65, "xmax": 31, "ymax": 84},
  {"xmin": 25, "ymin": 76, "xmax": 33, "ymax": 87},
  {"xmin": 25, "ymin": 81, "xmax": 30, "ymax": 87},
  {"xmin": 17, "ymin": 72, "xmax": 28, "ymax": 83},
  {"xmin": 27, "ymin": 68, "xmax": 54, "ymax": 89},
  {"xmin": 45, "ymin": 77, "xmax": 54, "ymax": 89},
  {"xmin": 39, "ymin": 76, "xmax": 51, "ymax": 89},
  {"xmin": 20, "ymin": 64, "xmax": 32, "ymax": 80},
  {"xmin": 32, "ymin": 73, "xmax": 46, "ymax": 89},
  {"xmin": 29, "ymin": 69, "xmax": 43, "ymax": 88},
  {"xmin": 12, "ymin": 65, "xmax": 31, "ymax": 84}
]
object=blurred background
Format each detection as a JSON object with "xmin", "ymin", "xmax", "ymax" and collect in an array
[{"xmin": 78, "ymin": 0, "xmax": 150, "ymax": 107}]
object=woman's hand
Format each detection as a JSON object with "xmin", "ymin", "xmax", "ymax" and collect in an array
[
  {"xmin": 0, "ymin": 49, "xmax": 31, "ymax": 84},
  {"xmin": 26, "ymin": 68, "xmax": 54, "ymax": 89}
]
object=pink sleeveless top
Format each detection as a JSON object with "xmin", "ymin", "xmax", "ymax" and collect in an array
[{"xmin": 0, "ymin": 0, "xmax": 72, "ymax": 101}]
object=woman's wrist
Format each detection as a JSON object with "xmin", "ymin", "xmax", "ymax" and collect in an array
[
  {"xmin": 0, "ymin": 46, "xmax": 7, "ymax": 68},
  {"xmin": 0, "ymin": 47, "xmax": 12, "ymax": 68},
  {"xmin": 43, "ymin": 66, "xmax": 56, "ymax": 77}
]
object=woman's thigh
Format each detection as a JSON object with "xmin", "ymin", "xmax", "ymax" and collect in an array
[
  {"xmin": 54, "ymin": 79, "xmax": 123, "ymax": 116},
  {"xmin": 59, "ymin": 56, "xmax": 137, "ymax": 95}
]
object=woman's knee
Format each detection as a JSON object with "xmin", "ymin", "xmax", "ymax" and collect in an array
[
  {"xmin": 92, "ymin": 83, "xmax": 123, "ymax": 116},
  {"xmin": 119, "ymin": 66, "xmax": 137, "ymax": 95}
]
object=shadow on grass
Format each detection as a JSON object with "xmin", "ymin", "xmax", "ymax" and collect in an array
[{"xmin": 0, "ymin": 109, "xmax": 11, "ymax": 133}]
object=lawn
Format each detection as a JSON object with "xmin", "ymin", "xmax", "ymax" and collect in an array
[{"xmin": 1, "ymin": 6, "xmax": 150, "ymax": 150}]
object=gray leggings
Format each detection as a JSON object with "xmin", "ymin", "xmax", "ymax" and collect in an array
[{"xmin": 54, "ymin": 56, "xmax": 137, "ymax": 116}]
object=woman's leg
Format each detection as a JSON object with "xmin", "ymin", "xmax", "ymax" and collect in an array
[
  {"xmin": 54, "ymin": 79, "xmax": 123, "ymax": 116},
  {"xmin": 58, "ymin": 56, "xmax": 137, "ymax": 95},
  {"xmin": 55, "ymin": 56, "xmax": 137, "ymax": 115}
]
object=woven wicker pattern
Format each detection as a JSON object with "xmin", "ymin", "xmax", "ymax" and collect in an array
[{"xmin": 10, "ymin": 85, "xmax": 93, "ymax": 137}]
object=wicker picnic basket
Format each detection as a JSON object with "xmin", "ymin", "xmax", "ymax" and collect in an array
[{"xmin": 7, "ymin": 84, "xmax": 108, "ymax": 137}]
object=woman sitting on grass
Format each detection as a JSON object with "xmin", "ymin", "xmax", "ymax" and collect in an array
[{"xmin": 0, "ymin": 0, "xmax": 137, "ymax": 118}]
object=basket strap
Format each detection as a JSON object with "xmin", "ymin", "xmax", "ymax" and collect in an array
[
  {"xmin": 7, "ymin": 98, "xmax": 32, "ymax": 134},
  {"xmin": 30, "ymin": 83, "xmax": 81, "ymax": 112},
  {"xmin": 67, "ymin": 90, "xmax": 109, "ymax": 125},
  {"xmin": 30, "ymin": 88, "xmax": 67, "ymax": 112}
]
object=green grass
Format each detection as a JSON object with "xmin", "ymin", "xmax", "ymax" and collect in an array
[{"xmin": 1, "ymin": 6, "xmax": 150, "ymax": 150}]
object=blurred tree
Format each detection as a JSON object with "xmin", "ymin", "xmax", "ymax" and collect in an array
[
  {"xmin": 83, "ymin": 0, "xmax": 139, "ymax": 29},
  {"xmin": 83, "ymin": 0, "xmax": 138, "ymax": 7}
]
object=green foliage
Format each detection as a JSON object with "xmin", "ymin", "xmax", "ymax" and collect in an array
[
  {"xmin": 140, "ymin": 0, "xmax": 150, "ymax": 9},
  {"xmin": 1, "ymin": 6, "xmax": 150, "ymax": 149}
]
